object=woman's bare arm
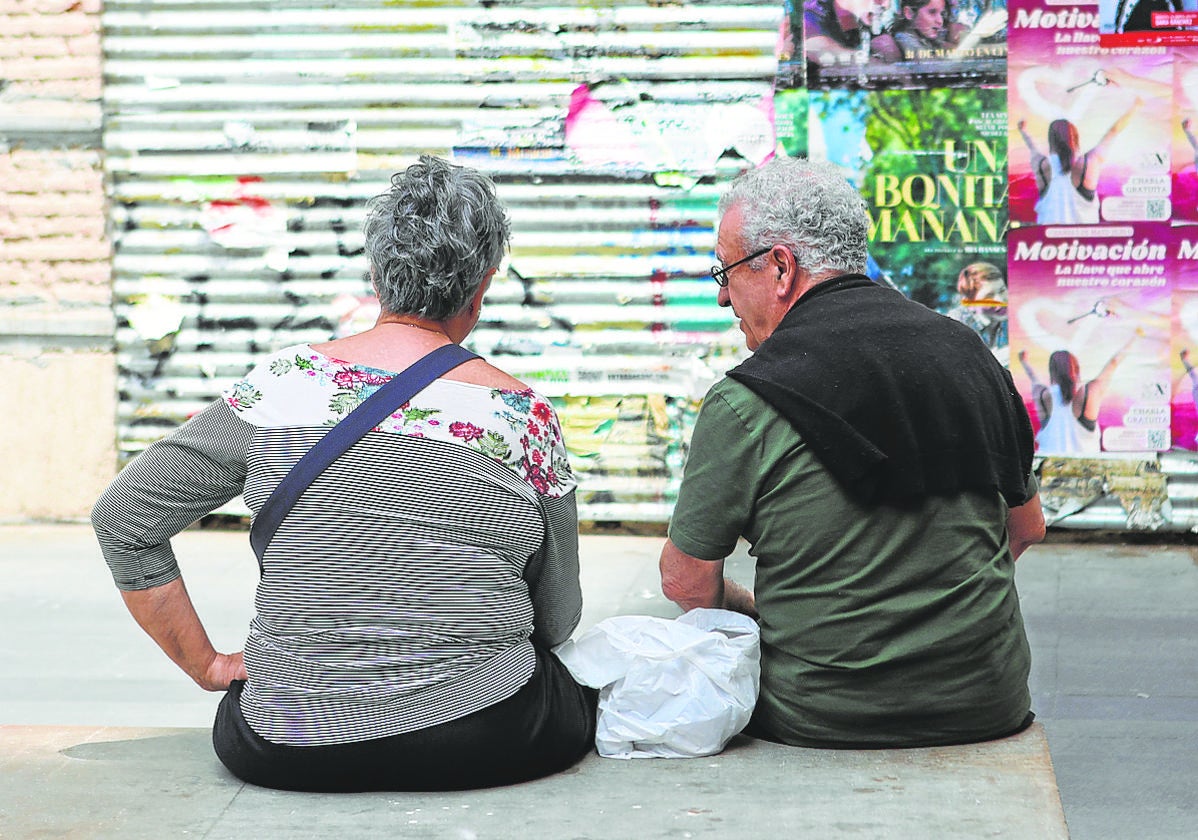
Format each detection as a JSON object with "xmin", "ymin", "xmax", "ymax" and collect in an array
[
  {"xmin": 120, "ymin": 577, "xmax": 247, "ymax": 691},
  {"xmin": 1017, "ymin": 120, "xmax": 1050, "ymax": 194},
  {"xmin": 1080, "ymin": 332, "xmax": 1139, "ymax": 422},
  {"xmin": 1082, "ymin": 98, "xmax": 1142, "ymax": 191}
]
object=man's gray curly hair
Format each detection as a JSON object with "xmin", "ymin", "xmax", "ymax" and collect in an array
[
  {"xmin": 718, "ymin": 157, "xmax": 869, "ymax": 278},
  {"xmin": 363, "ymin": 155, "xmax": 510, "ymax": 320}
]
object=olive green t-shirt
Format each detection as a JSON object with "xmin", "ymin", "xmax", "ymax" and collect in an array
[{"xmin": 668, "ymin": 377, "xmax": 1032, "ymax": 747}]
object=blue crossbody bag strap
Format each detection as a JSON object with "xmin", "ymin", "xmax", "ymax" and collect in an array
[{"xmin": 249, "ymin": 343, "xmax": 478, "ymax": 573}]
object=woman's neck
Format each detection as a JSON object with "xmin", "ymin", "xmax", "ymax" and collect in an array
[
  {"xmin": 374, "ymin": 314, "xmax": 450, "ymax": 338},
  {"xmin": 308, "ymin": 312, "xmax": 456, "ymax": 370}
]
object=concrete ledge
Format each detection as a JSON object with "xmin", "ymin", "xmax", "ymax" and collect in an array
[{"xmin": 1, "ymin": 723, "xmax": 1068, "ymax": 839}]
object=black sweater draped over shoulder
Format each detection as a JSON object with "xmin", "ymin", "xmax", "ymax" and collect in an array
[{"xmin": 726, "ymin": 274, "xmax": 1035, "ymax": 507}]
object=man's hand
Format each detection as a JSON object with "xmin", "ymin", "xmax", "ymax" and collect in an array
[
  {"xmin": 659, "ymin": 538, "xmax": 757, "ymax": 618},
  {"xmin": 721, "ymin": 578, "xmax": 759, "ymax": 619}
]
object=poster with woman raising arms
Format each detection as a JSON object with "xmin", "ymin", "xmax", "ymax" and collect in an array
[
  {"xmin": 1008, "ymin": 0, "xmax": 1172, "ymax": 226},
  {"xmin": 1009, "ymin": 223, "xmax": 1172, "ymax": 454}
]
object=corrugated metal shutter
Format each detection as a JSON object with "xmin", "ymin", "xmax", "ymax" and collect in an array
[{"xmin": 103, "ymin": 0, "xmax": 782, "ymax": 522}]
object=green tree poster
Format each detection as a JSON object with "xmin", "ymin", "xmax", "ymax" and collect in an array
[{"xmin": 810, "ymin": 86, "xmax": 1009, "ymax": 356}]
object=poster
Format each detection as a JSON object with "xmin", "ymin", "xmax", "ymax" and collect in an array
[
  {"xmin": 1174, "ymin": 48, "xmax": 1198, "ymax": 221},
  {"xmin": 811, "ymin": 86, "xmax": 1009, "ymax": 354},
  {"xmin": 1171, "ymin": 225, "xmax": 1198, "ymax": 449},
  {"xmin": 776, "ymin": 1, "xmax": 810, "ymax": 159},
  {"xmin": 803, "ymin": 0, "xmax": 1008, "ymax": 90},
  {"xmin": 1099, "ymin": 0, "xmax": 1198, "ymax": 48},
  {"xmin": 778, "ymin": 0, "xmax": 806, "ymax": 91},
  {"xmin": 1008, "ymin": 0, "xmax": 1172, "ymax": 226},
  {"xmin": 776, "ymin": 89, "xmax": 810, "ymax": 159},
  {"xmin": 1009, "ymin": 223, "xmax": 1172, "ymax": 454}
]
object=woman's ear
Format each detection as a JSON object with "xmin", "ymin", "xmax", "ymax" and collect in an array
[
  {"xmin": 470, "ymin": 268, "xmax": 497, "ymax": 313},
  {"xmin": 479, "ymin": 267, "xmax": 497, "ymax": 296}
]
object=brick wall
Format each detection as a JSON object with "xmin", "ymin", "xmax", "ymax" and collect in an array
[{"xmin": 1, "ymin": 0, "xmax": 115, "ymax": 520}]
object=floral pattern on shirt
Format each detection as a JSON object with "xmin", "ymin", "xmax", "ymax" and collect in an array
[
  {"xmin": 450, "ymin": 420, "xmax": 513, "ymax": 462},
  {"xmin": 259, "ymin": 351, "xmax": 442, "ymax": 433},
  {"xmin": 491, "ymin": 388, "xmax": 572, "ymax": 495},
  {"xmin": 225, "ymin": 380, "xmax": 263, "ymax": 411},
  {"xmin": 224, "ymin": 346, "xmax": 574, "ymax": 496}
]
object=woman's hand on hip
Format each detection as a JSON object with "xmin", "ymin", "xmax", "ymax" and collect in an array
[{"xmin": 197, "ymin": 651, "xmax": 248, "ymax": 691}]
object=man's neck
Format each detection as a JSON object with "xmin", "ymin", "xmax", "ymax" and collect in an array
[{"xmin": 802, "ymin": 269, "xmax": 852, "ymax": 293}]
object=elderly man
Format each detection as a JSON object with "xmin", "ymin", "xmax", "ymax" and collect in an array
[{"xmin": 660, "ymin": 158, "xmax": 1045, "ymax": 748}]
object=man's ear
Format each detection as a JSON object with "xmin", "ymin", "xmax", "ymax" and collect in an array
[{"xmin": 772, "ymin": 246, "xmax": 801, "ymax": 301}]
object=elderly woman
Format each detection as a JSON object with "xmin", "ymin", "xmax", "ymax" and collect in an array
[{"xmin": 92, "ymin": 155, "xmax": 596, "ymax": 791}]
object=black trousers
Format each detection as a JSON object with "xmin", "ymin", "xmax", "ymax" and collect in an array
[{"xmin": 212, "ymin": 645, "xmax": 597, "ymax": 792}]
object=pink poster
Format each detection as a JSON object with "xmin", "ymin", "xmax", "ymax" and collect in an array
[
  {"xmin": 1008, "ymin": 0, "xmax": 1172, "ymax": 226},
  {"xmin": 1174, "ymin": 48, "xmax": 1198, "ymax": 222},
  {"xmin": 1171, "ymin": 225, "xmax": 1198, "ymax": 449},
  {"xmin": 1009, "ymin": 223, "xmax": 1172, "ymax": 454}
]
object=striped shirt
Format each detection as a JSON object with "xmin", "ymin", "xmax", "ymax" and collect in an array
[{"xmin": 92, "ymin": 345, "xmax": 583, "ymax": 746}]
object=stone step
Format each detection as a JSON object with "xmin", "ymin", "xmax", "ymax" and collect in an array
[{"xmin": 2, "ymin": 722, "xmax": 1067, "ymax": 839}]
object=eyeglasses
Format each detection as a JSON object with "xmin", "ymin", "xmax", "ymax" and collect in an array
[{"xmin": 711, "ymin": 246, "xmax": 772, "ymax": 287}]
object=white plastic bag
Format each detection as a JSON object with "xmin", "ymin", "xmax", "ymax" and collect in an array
[{"xmin": 554, "ymin": 608, "xmax": 761, "ymax": 759}]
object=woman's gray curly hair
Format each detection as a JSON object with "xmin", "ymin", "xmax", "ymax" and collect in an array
[
  {"xmin": 363, "ymin": 155, "xmax": 510, "ymax": 320},
  {"xmin": 718, "ymin": 157, "xmax": 868, "ymax": 278}
]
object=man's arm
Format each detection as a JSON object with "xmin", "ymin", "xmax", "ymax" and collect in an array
[
  {"xmin": 1007, "ymin": 493, "xmax": 1046, "ymax": 560},
  {"xmin": 662, "ymin": 382, "xmax": 760, "ymax": 616},
  {"xmin": 659, "ymin": 538, "xmax": 757, "ymax": 618}
]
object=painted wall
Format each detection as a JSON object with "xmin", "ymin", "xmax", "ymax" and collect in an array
[{"xmin": 0, "ymin": 0, "xmax": 115, "ymax": 520}]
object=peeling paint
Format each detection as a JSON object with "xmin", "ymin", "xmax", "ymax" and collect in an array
[{"xmin": 1036, "ymin": 456, "xmax": 1173, "ymax": 529}]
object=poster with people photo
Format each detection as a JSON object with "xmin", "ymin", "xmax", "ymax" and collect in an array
[
  {"xmin": 1099, "ymin": 0, "xmax": 1198, "ymax": 48},
  {"xmin": 777, "ymin": 0, "xmax": 810, "ymax": 159},
  {"xmin": 1008, "ymin": 0, "xmax": 1172, "ymax": 226},
  {"xmin": 803, "ymin": 0, "xmax": 1008, "ymax": 90},
  {"xmin": 809, "ymin": 86, "xmax": 1009, "ymax": 355},
  {"xmin": 1009, "ymin": 223, "xmax": 1172, "ymax": 454},
  {"xmin": 779, "ymin": 0, "xmax": 806, "ymax": 90}
]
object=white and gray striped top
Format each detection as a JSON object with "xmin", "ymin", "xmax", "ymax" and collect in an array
[{"xmin": 92, "ymin": 345, "xmax": 583, "ymax": 746}]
